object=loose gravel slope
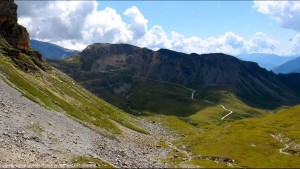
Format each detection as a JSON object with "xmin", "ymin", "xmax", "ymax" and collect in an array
[{"xmin": 0, "ymin": 76, "xmax": 169, "ymax": 168}]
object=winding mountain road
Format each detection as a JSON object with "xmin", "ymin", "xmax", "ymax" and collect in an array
[
  {"xmin": 191, "ymin": 90, "xmax": 195, "ymax": 100},
  {"xmin": 270, "ymin": 134, "xmax": 299, "ymax": 155},
  {"xmin": 220, "ymin": 105, "xmax": 234, "ymax": 120},
  {"xmin": 92, "ymin": 68, "xmax": 235, "ymax": 121}
]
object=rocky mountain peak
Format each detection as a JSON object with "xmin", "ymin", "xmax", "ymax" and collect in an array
[{"xmin": 0, "ymin": 0, "xmax": 30, "ymax": 50}]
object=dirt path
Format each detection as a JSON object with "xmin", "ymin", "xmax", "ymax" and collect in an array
[
  {"xmin": 270, "ymin": 134, "xmax": 299, "ymax": 155},
  {"xmin": 220, "ymin": 105, "xmax": 233, "ymax": 120},
  {"xmin": 191, "ymin": 90, "xmax": 195, "ymax": 100}
]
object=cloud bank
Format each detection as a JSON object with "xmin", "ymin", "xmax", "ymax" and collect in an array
[
  {"xmin": 253, "ymin": 0, "xmax": 300, "ymax": 32},
  {"xmin": 16, "ymin": 1, "xmax": 286, "ymax": 55},
  {"xmin": 168, "ymin": 32, "xmax": 278, "ymax": 55}
]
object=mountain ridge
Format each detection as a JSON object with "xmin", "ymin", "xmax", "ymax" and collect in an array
[
  {"xmin": 236, "ymin": 53, "xmax": 295, "ymax": 70},
  {"xmin": 272, "ymin": 56, "xmax": 300, "ymax": 74},
  {"xmin": 51, "ymin": 43, "xmax": 300, "ymax": 109},
  {"xmin": 30, "ymin": 39, "xmax": 79, "ymax": 60}
]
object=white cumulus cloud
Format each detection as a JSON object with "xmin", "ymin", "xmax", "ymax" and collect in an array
[
  {"xmin": 16, "ymin": 1, "xmax": 284, "ymax": 55},
  {"xmin": 124, "ymin": 6, "xmax": 148, "ymax": 39},
  {"xmin": 83, "ymin": 7, "xmax": 132, "ymax": 44},
  {"xmin": 18, "ymin": 1, "xmax": 97, "ymax": 41},
  {"xmin": 17, "ymin": 0, "xmax": 132, "ymax": 49},
  {"xmin": 248, "ymin": 32, "xmax": 279, "ymax": 53},
  {"xmin": 253, "ymin": 1, "xmax": 300, "ymax": 32},
  {"xmin": 169, "ymin": 32, "xmax": 278, "ymax": 55},
  {"xmin": 136, "ymin": 25, "xmax": 171, "ymax": 50}
]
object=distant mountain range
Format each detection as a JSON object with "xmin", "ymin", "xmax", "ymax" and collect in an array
[
  {"xmin": 49, "ymin": 43, "xmax": 300, "ymax": 109},
  {"xmin": 236, "ymin": 53, "xmax": 296, "ymax": 70},
  {"xmin": 272, "ymin": 56, "xmax": 300, "ymax": 74},
  {"xmin": 30, "ymin": 39, "xmax": 79, "ymax": 60}
]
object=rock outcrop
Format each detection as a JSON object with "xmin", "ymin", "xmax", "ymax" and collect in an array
[
  {"xmin": 0, "ymin": 0, "xmax": 50, "ymax": 72},
  {"xmin": 0, "ymin": 0, "xmax": 30, "ymax": 50},
  {"xmin": 0, "ymin": 0, "xmax": 17, "ymax": 22}
]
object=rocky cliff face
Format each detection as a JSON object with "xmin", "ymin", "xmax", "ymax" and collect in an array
[
  {"xmin": 0, "ymin": 0, "xmax": 49, "ymax": 72},
  {"xmin": 0, "ymin": 0, "xmax": 30, "ymax": 50},
  {"xmin": 0, "ymin": 0, "xmax": 17, "ymax": 22}
]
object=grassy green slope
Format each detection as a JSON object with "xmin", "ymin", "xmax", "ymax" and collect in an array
[
  {"xmin": 76, "ymin": 72, "xmax": 269, "ymax": 127},
  {"xmin": 173, "ymin": 105, "xmax": 300, "ymax": 168},
  {"xmin": 0, "ymin": 52, "xmax": 147, "ymax": 135}
]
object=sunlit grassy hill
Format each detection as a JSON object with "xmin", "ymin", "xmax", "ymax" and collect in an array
[{"xmin": 172, "ymin": 105, "xmax": 300, "ymax": 168}]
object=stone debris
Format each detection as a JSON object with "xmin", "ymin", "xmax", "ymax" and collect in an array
[{"xmin": 0, "ymin": 76, "xmax": 169, "ymax": 168}]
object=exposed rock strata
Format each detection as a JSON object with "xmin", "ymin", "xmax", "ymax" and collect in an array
[
  {"xmin": 0, "ymin": 0, "xmax": 30, "ymax": 50},
  {"xmin": 0, "ymin": 0, "xmax": 50, "ymax": 72}
]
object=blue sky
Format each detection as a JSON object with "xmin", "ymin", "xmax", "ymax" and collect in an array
[
  {"xmin": 98, "ymin": 1, "xmax": 297, "ymax": 39},
  {"xmin": 17, "ymin": 1, "xmax": 300, "ymax": 56},
  {"xmin": 98, "ymin": 1, "xmax": 297, "ymax": 55},
  {"xmin": 98, "ymin": 1, "xmax": 272, "ymax": 38}
]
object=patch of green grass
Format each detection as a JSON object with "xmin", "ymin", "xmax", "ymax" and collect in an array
[
  {"xmin": 161, "ymin": 148, "xmax": 187, "ymax": 168},
  {"xmin": 187, "ymin": 159, "xmax": 228, "ymax": 168},
  {"xmin": 147, "ymin": 115, "xmax": 198, "ymax": 135},
  {"xmin": 107, "ymin": 109, "xmax": 149, "ymax": 135},
  {"xmin": 27, "ymin": 122, "xmax": 44, "ymax": 137},
  {"xmin": 187, "ymin": 105, "xmax": 227, "ymax": 127},
  {"xmin": 130, "ymin": 81, "xmax": 205, "ymax": 117},
  {"xmin": 72, "ymin": 156, "xmax": 114, "ymax": 168}
]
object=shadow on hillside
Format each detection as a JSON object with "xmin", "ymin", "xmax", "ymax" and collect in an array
[
  {"xmin": 197, "ymin": 86, "xmax": 300, "ymax": 110},
  {"xmin": 89, "ymin": 79, "xmax": 300, "ymax": 122},
  {"xmin": 48, "ymin": 59, "xmax": 300, "ymax": 121},
  {"xmin": 78, "ymin": 75, "xmax": 220, "ymax": 118},
  {"xmin": 237, "ymin": 95, "xmax": 300, "ymax": 110}
]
